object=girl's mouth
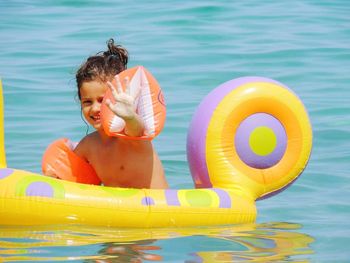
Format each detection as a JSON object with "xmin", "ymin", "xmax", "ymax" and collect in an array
[{"xmin": 91, "ymin": 114, "xmax": 101, "ymax": 122}]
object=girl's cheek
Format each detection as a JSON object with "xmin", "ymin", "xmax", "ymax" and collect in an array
[{"xmin": 82, "ymin": 107, "xmax": 89, "ymax": 117}]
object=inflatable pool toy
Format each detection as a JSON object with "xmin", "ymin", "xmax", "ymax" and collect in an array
[
  {"xmin": 0, "ymin": 74, "xmax": 312, "ymax": 227},
  {"xmin": 0, "ymin": 72, "xmax": 312, "ymax": 227}
]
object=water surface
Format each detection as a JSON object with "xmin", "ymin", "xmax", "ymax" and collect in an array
[{"xmin": 0, "ymin": 1, "xmax": 349, "ymax": 262}]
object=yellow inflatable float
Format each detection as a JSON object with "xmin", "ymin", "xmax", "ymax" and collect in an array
[{"xmin": 0, "ymin": 72, "xmax": 312, "ymax": 227}]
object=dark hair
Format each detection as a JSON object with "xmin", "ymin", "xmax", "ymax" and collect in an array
[{"xmin": 76, "ymin": 38, "xmax": 129, "ymax": 100}]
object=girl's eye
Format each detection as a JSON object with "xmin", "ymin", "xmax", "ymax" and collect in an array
[
  {"xmin": 82, "ymin": 100, "xmax": 92, "ymax": 106},
  {"xmin": 98, "ymin": 97, "xmax": 104, "ymax": 103}
]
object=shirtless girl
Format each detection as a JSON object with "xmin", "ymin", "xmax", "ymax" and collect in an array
[{"xmin": 73, "ymin": 39, "xmax": 168, "ymax": 189}]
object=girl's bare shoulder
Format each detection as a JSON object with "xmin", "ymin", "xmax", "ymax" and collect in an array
[{"xmin": 74, "ymin": 131, "xmax": 100, "ymax": 156}]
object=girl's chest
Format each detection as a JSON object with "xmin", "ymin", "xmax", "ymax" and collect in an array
[{"xmin": 89, "ymin": 143, "xmax": 149, "ymax": 186}]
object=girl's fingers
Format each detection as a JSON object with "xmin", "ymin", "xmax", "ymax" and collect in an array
[
  {"xmin": 124, "ymin": 77, "xmax": 130, "ymax": 95},
  {"xmin": 105, "ymin": 99, "xmax": 116, "ymax": 113},
  {"xmin": 115, "ymin": 75, "xmax": 123, "ymax": 94},
  {"xmin": 107, "ymin": 81, "xmax": 119, "ymax": 100}
]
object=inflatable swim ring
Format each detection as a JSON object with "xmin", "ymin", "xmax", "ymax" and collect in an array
[{"xmin": 0, "ymin": 73, "xmax": 312, "ymax": 227}]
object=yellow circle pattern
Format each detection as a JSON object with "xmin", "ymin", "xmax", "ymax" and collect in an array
[{"xmin": 249, "ymin": 126, "xmax": 277, "ymax": 156}]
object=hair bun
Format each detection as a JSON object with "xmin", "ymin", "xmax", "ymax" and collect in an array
[
  {"xmin": 106, "ymin": 38, "xmax": 116, "ymax": 55},
  {"xmin": 103, "ymin": 38, "xmax": 128, "ymax": 67}
]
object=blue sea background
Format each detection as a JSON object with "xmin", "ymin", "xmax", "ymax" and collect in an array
[{"xmin": 0, "ymin": 0, "xmax": 349, "ymax": 262}]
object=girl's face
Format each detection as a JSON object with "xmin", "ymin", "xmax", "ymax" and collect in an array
[{"xmin": 80, "ymin": 80, "xmax": 108, "ymax": 130}]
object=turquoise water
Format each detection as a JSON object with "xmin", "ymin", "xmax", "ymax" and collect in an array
[{"xmin": 0, "ymin": 0, "xmax": 349, "ymax": 262}]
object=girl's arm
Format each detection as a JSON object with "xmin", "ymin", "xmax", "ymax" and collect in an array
[
  {"xmin": 73, "ymin": 136, "xmax": 89, "ymax": 159},
  {"xmin": 124, "ymin": 113, "xmax": 144, "ymax": 137}
]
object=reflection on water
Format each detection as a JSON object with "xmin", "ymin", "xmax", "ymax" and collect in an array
[
  {"xmin": 0, "ymin": 222, "xmax": 313, "ymax": 262},
  {"xmin": 96, "ymin": 239, "xmax": 163, "ymax": 262}
]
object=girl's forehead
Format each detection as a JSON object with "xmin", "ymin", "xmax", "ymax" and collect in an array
[{"xmin": 80, "ymin": 80, "xmax": 108, "ymax": 97}]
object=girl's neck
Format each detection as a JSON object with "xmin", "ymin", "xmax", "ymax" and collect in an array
[{"xmin": 97, "ymin": 128, "xmax": 113, "ymax": 144}]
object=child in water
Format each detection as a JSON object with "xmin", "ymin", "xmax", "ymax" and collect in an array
[{"xmin": 73, "ymin": 39, "xmax": 168, "ymax": 189}]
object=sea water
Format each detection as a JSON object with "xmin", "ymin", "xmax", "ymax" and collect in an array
[{"xmin": 0, "ymin": 0, "xmax": 349, "ymax": 262}]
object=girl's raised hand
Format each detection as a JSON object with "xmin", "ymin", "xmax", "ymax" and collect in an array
[{"xmin": 106, "ymin": 75, "xmax": 141, "ymax": 120}]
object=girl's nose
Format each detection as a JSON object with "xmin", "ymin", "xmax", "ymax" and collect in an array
[{"xmin": 91, "ymin": 101, "xmax": 101, "ymax": 112}]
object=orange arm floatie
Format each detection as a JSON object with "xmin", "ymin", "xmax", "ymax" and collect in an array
[
  {"xmin": 101, "ymin": 66, "xmax": 166, "ymax": 140},
  {"xmin": 42, "ymin": 138, "xmax": 101, "ymax": 185}
]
